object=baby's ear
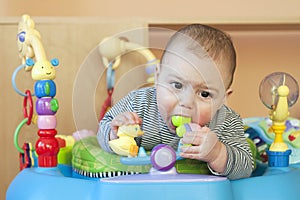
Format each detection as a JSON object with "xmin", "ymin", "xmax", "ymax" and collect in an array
[{"xmin": 225, "ymin": 88, "xmax": 233, "ymax": 98}]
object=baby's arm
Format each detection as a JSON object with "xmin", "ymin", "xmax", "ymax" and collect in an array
[{"xmin": 215, "ymin": 117, "xmax": 254, "ymax": 180}]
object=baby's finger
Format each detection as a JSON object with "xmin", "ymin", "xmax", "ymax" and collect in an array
[
  {"xmin": 180, "ymin": 146, "xmax": 201, "ymax": 159},
  {"xmin": 180, "ymin": 152, "xmax": 201, "ymax": 160},
  {"xmin": 127, "ymin": 112, "xmax": 142, "ymax": 124},
  {"xmin": 180, "ymin": 145, "xmax": 199, "ymax": 154},
  {"xmin": 111, "ymin": 112, "xmax": 142, "ymax": 127},
  {"xmin": 111, "ymin": 117, "xmax": 126, "ymax": 127},
  {"xmin": 181, "ymin": 132, "xmax": 202, "ymax": 145}
]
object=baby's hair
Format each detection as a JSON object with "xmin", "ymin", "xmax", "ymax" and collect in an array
[{"xmin": 162, "ymin": 24, "xmax": 237, "ymax": 88}]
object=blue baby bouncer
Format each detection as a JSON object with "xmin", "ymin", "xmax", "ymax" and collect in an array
[{"xmin": 7, "ymin": 15, "xmax": 300, "ymax": 200}]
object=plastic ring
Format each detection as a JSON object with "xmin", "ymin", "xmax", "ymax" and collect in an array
[
  {"xmin": 12, "ymin": 64, "xmax": 35, "ymax": 97},
  {"xmin": 23, "ymin": 90, "xmax": 33, "ymax": 125},
  {"xmin": 106, "ymin": 64, "xmax": 115, "ymax": 90},
  {"xmin": 14, "ymin": 118, "xmax": 28, "ymax": 154}
]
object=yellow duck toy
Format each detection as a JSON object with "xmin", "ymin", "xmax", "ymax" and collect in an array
[{"xmin": 109, "ymin": 124, "xmax": 144, "ymax": 157}]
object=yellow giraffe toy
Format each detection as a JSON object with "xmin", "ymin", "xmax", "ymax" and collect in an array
[{"xmin": 16, "ymin": 14, "xmax": 60, "ymax": 167}]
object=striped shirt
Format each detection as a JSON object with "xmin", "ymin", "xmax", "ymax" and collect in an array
[{"xmin": 98, "ymin": 87, "xmax": 254, "ymax": 180}]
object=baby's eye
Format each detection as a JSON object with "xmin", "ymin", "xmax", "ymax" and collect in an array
[
  {"xmin": 199, "ymin": 91, "xmax": 211, "ymax": 98},
  {"xmin": 171, "ymin": 82, "xmax": 183, "ymax": 90}
]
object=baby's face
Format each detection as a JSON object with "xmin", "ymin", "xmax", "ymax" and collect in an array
[{"xmin": 156, "ymin": 52, "xmax": 228, "ymax": 133}]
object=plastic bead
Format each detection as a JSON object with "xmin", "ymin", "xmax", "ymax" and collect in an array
[
  {"xmin": 36, "ymin": 129, "xmax": 59, "ymax": 167},
  {"xmin": 34, "ymin": 80, "xmax": 56, "ymax": 98},
  {"xmin": 37, "ymin": 115, "xmax": 57, "ymax": 129},
  {"xmin": 36, "ymin": 97, "xmax": 58, "ymax": 115}
]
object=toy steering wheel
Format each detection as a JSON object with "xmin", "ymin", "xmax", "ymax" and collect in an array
[{"xmin": 150, "ymin": 144, "xmax": 177, "ymax": 171}]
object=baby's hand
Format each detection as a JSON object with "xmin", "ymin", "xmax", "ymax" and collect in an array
[
  {"xmin": 180, "ymin": 123, "xmax": 224, "ymax": 165},
  {"xmin": 110, "ymin": 112, "xmax": 142, "ymax": 140}
]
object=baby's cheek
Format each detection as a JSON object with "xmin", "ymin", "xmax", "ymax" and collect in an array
[
  {"xmin": 157, "ymin": 88, "xmax": 177, "ymax": 115},
  {"xmin": 157, "ymin": 98, "xmax": 172, "ymax": 119},
  {"xmin": 198, "ymin": 109, "xmax": 212, "ymax": 126}
]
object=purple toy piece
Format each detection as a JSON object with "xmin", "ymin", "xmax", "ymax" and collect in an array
[
  {"xmin": 36, "ymin": 97, "xmax": 56, "ymax": 115},
  {"xmin": 150, "ymin": 144, "xmax": 176, "ymax": 171}
]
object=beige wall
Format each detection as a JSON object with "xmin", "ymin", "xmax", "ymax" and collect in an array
[
  {"xmin": 0, "ymin": 0, "xmax": 300, "ymax": 23},
  {"xmin": 2, "ymin": 1, "xmax": 300, "ymax": 199}
]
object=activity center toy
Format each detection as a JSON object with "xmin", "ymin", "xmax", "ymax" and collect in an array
[{"xmin": 6, "ymin": 15, "xmax": 300, "ymax": 200}]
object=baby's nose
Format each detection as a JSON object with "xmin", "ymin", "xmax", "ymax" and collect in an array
[{"xmin": 179, "ymin": 89, "xmax": 195, "ymax": 109}]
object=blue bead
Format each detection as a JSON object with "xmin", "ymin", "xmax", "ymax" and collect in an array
[{"xmin": 34, "ymin": 80, "xmax": 56, "ymax": 98}]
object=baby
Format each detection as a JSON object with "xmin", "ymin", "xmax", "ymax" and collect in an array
[{"xmin": 98, "ymin": 24, "xmax": 254, "ymax": 180}]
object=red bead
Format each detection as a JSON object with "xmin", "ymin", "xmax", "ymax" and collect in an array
[{"xmin": 35, "ymin": 129, "xmax": 59, "ymax": 167}]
